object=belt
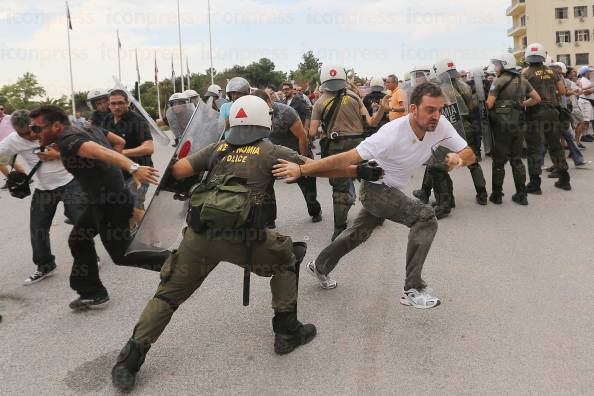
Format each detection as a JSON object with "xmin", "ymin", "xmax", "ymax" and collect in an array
[{"xmin": 328, "ymin": 132, "xmax": 363, "ymax": 140}]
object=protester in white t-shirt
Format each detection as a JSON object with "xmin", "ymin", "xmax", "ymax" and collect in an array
[
  {"xmin": 273, "ymin": 82, "xmax": 475, "ymax": 309},
  {"xmin": 0, "ymin": 110, "xmax": 86, "ymax": 285},
  {"xmin": 577, "ymin": 67, "xmax": 594, "ymax": 122},
  {"xmin": 0, "ymin": 106, "xmax": 26, "ymax": 187}
]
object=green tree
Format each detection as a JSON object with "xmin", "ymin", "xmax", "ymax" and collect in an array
[
  {"xmin": 290, "ymin": 51, "xmax": 321, "ymax": 91},
  {"xmin": 0, "ymin": 72, "xmax": 46, "ymax": 109}
]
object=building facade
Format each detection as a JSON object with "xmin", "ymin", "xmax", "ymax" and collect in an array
[{"xmin": 507, "ymin": 0, "xmax": 594, "ymax": 66}]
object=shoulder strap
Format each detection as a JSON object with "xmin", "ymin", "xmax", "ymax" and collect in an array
[
  {"xmin": 321, "ymin": 90, "xmax": 346, "ymax": 133},
  {"xmin": 26, "ymin": 160, "xmax": 43, "ymax": 180},
  {"xmin": 497, "ymin": 75, "xmax": 517, "ymax": 98}
]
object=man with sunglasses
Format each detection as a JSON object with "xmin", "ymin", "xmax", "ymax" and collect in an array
[
  {"xmin": 273, "ymin": 82, "xmax": 476, "ymax": 309},
  {"xmin": 29, "ymin": 105, "xmax": 167, "ymax": 310},
  {"xmin": 0, "ymin": 110, "xmax": 85, "ymax": 285}
]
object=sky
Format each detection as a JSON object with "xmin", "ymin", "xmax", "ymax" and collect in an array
[{"xmin": 0, "ymin": 0, "xmax": 512, "ymax": 98}]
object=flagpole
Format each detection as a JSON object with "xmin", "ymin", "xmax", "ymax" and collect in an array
[
  {"xmin": 207, "ymin": 0, "xmax": 214, "ymax": 84},
  {"xmin": 117, "ymin": 30, "xmax": 122, "ymax": 81},
  {"xmin": 155, "ymin": 52, "xmax": 162, "ymax": 119},
  {"xmin": 177, "ymin": 0, "xmax": 185, "ymax": 91},
  {"xmin": 171, "ymin": 55, "xmax": 176, "ymax": 92},
  {"xmin": 65, "ymin": 2, "xmax": 76, "ymax": 114},
  {"xmin": 135, "ymin": 49, "xmax": 142, "ymax": 106},
  {"xmin": 186, "ymin": 56, "xmax": 191, "ymax": 89}
]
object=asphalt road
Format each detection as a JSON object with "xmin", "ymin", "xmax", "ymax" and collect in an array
[{"xmin": 1, "ymin": 141, "xmax": 594, "ymax": 395}]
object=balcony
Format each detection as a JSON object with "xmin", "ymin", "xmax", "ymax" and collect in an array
[
  {"xmin": 506, "ymin": 0, "xmax": 526, "ymax": 17},
  {"xmin": 507, "ymin": 23, "xmax": 527, "ymax": 37}
]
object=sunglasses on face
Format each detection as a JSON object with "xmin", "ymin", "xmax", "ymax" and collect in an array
[{"xmin": 30, "ymin": 124, "xmax": 49, "ymax": 134}]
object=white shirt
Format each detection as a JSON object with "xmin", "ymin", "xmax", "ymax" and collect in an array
[
  {"xmin": 356, "ymin": 115, "xmax": 467, "ymax": 189},
  {"xmin": 0, "ymin": 132, "xmax": 73, "ymax": 191},
  {"xmin": 579, "ymin": 77, "xmax": 594, "ymax": 100},
  {"xmin": 0, "ymin": 115, "xmax": 13, "ymax": 141}
]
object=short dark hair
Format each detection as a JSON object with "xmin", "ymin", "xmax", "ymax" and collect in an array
[
  {"xmin": 251, "ymin": 89, "xmax": 270, "ymax": 103},
  {"xmin": 409, "ymin": 82, "xmax": 443, "ymax": 107},
  {"xmin": 108, "ymin": 89, "xmax": 128, "ymax": 101},
  {"xmin": 29, "ymin": 105, "xmax": 70, "ymax": 126},
  {"xmin": 282, "ymin": 81, "xmax": 293, "ymax": 89}
]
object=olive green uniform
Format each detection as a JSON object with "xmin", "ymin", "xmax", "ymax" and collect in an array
[
  {"xmin": 488, "ymin": 72, "xmax": 533, "ymax": 194},
  {"xmin": 522, "ymin": 65, "xmax": 569, "ymax": 186},
  {"xmin": 131, "ymin": 140, "xmax": 308, "ymax": 345},
  {"xmin": 312, "ymin": 90, "xmax": 365, "ymax": 228}
]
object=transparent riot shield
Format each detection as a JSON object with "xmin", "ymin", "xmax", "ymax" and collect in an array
[
  {"xmin": 166, "ymin": 103, "xmax": 195, "ymax": 138},
  {"xmin": 471, "ymin": 67, "xmax": 493, "ymax": 154},
  {"xmin": 430, "ymin": 72, "xmax": 468, "ymax": 139},
  {"xmin": 112, "ymin": 76, "xmax": 170, "ymax": 146},
  {"xmin": 400, "ymin": 80, "xmax": 412, "ymax": 114},
  {"xmin": 126, "ymin": 97, "xmax": 224, "ymax": 254}
]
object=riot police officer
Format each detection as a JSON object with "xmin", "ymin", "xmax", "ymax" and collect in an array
[
  {"xmin": 204, "ymin": 83, "xmax": 227, "ymax": 111},
  {"xmin": 522, "ymin": 43, "xmax": 570, "ymax": 193},
  {"xmin": 111, "ymin": 96, "xmax": 316, "ymax": 391},
  {"xmin": 182, "ymin": 89, "xmax": 200, "ymax": 106},
  {"xmin": 486, "ymin": 53, "xmax": 541, "ymax": 205},
  {"xmin": 86, "ymin": 89, "xmax": 110, "ymax": 127},
  {"xmin": 309, "ymin": 64, "xmax": 388, "ymax": 240},
  {"xmin": 362, "ymin": 77, "xmax": 390, "ymax": 136}
]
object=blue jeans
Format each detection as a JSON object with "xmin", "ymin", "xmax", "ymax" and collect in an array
[
  {"xmin": 563, "ymin": 127, "xmax": 584, "ymax": 165},
  {"xmin": 30, "ymin": 179, "xmax": 86, "ymax": 272}
]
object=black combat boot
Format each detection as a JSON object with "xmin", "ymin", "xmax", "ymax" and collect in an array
[
  {"xmin": 554, "ymin": 171, "xmax": 571, "ymax": 191},
  {"xmin": 526, "ymin": 175, "xmax": 542, "ymax": 195},
  {"xmin": 475, "ymin": 188, "xmax": 488, "ymax": 206},
  {"xmin": 511, "ymin": 184, "xmax": 528, "ymax": 205},
  {"xmin": 547, "ymin": 169, "xmax": 560, "ymax": 178},
  {"xmin": 272, "ymin": 312, "xmax": 316, "ymax": 355},
  {"xmin": 412, "ymin": 189, "xmax": 430, "ymax": 204},
  {"xmin": 489, "ymin": 190, "xmax": 503, "ymax": 204},
  {"xmin": 112, "ymin": 339, "xmax": 151, "ymax": 391}
]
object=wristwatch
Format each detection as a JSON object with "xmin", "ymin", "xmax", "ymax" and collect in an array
[{"xmin": 129, "ymin": 163, "xmax": 140, "ymax": 174}]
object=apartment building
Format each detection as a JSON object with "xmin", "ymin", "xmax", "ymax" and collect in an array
[{"xmin": 507, "ymin": 0, "xmax": 594, "ymax": 66}]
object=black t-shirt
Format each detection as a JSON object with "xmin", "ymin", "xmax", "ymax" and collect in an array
[
  {"xmin": 101, "ymin": 110, "xmax": 153, "ymax": 168},
  {"xmin": 363, "ymin": 92, "xmax": 389, "ymax": 132},
  {"xmin": 91, "ymin": 110, "xmax": 110, "ymax": 127},
  {"xmin": 57, "ymin": 126, "xmax": 129, "ymax": 204}
]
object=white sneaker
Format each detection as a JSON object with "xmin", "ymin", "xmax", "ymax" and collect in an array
[
  {"xmin": 306, "ymin": 260, "xmax": 337, "ymax": 289},
  {"xmin": 23, "ymin": 266, "xmax": 56, "ymax": 286},
  {"xmin": 576, "ymin": 160, "xmax": 592, "ymax": 169},
  {"xmin": 400, "ymin": 288, "xmax": 440, "ymax": 309}
]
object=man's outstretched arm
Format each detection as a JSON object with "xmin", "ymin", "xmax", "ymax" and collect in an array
[{"xmin": 272, "ymin": 148, "xmax": 363, "ymax": 182}]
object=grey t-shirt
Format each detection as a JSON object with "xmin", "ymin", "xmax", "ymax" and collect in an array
[{"xmin": 269, "ymin": 102, "xmax": 300, "ymax": 151}]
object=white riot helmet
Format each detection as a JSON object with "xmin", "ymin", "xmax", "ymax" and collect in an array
[
  {"xmin": 225, "ymin": 77, "xmax": 251, "ymax": 97},
  {"xmin": 168, "ymin": 92, "xmax": 188, "ymax": 106},
  {"xmin": 320, "ymin": 64, "xmax": 347, "ymax": 92},
  {"xmin": 204, "ymin": 84, "xmax": 222, "ymax": 98},
  {"xmin": 491, "ymin": 53, "xmax": 518, "ymax": 71},
  {"xmin": 552, "ymin": 62, "xmax": 567, "ymax": 74},
  {"xmin": 226, "ymin": 95, "xmax": 271, "ymax": 145},
  {"xmin": 433, "ymin": 58, "xmax": 459, "ymax": 79},
  {"xmin": 403, "ymin": 72, "xmax": 411, "ymax": 82},
  {"xmin": 183, "ymin": 89, "xmax": 200, "ymax": 99},
  {"xmin": 369, "ymin": 77, "xmax": 385, "ymax": 93},
  {"xmin": 485, "ymin": 64, "xmax": 497, "ymax": 76},
  {"xmin": 86, "ymin": 88, "xmax": 109, "ymax": 110},
  {"xmin": 524, "ymin": 43, "xmax": 546, "ymax": 64}
]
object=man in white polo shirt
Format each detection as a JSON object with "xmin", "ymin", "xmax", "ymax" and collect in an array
[
  {"xmin": 273, "ymin": 82, "xmax": 476, "ymax": 309},
  {"xmin": 0, "ymin": 110, "xmax": 86, "ymax": 285}
]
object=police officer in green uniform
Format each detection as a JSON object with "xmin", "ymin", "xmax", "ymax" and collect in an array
[
  {"xmin": 414, "ymin": 59, "xmax": 488, "ymax": 218},
  {"xmin": 310, "ymin": 64, "xmax": 387, "ymax": 240},
  {"xmin": 522, "ymin": 43, "xmax": 570, "ymax": 193},
  {"xmin": 486, "ymin": 53, "xmax": 541, "ymax": 205},
  {"xmin": 111, "ymin": 96, "xmax": 317, "ymax": 391}
]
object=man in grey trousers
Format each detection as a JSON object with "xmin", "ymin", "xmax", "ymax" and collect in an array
[{"xmin": 273, "ymin": 82, "xmax": 476, "ymax": 309}]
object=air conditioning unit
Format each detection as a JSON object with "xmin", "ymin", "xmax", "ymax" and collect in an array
[
  {"xmin": 579, "ymin": 17, "xmax": 584, "ymax": 22},
  {"xmin": 575, "ymin": 41, "xmax": 580, "ymax": 47},
  {"xmin": 556, "ymin": 42, "xmax": 563, "ymax": 47},
  {"xmin": 557, "ymin": 18, "xmax": 563, "ymax": 24}
]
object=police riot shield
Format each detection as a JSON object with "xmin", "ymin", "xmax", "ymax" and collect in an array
[
  {"xmin": 400, "ymin": 80, "xmax": 412, "ymax": 114},
  {"xmin": 215, "ymin": 98, "xmax": 229, "ymax": 112},
  {"xmin": 126, "ymin": 97, "xmax": 224, "ymax": 254},
  {"xmin": 112, "ymin": 76, "xmax": 171, "ymax": 146},
  {"xmin": 471, "ymin": 67, "xmax": 493, "ymax": 154},
  {"xmin": 165, "ymin": 103, "xmax": 195, "ymax": 138},
  {"xmin": 431, "ymin": 72, "xmax": 468, "ymax": 139}
]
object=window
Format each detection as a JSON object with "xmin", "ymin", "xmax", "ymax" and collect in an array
[
  {"xmin": 556, "ymin": 31, "xmax": 571, "ymax": 43},
  {"xmin": 555, "ymin": 7, "xmax": 568, "ymax": 19},
  {"xmin": 576, "ymin": 53, "xmax": 589, "ymax": 65},
  {"xmin": 575, "ymin": 30, "xmax": 590, "ymax": 42},
  {"xmin": 557, "ymin": 54, "xmax": 571, "ymax": 66},
  {"xmin": 574, "ymin": 6, "xmax": 587, "ymax": 18}
]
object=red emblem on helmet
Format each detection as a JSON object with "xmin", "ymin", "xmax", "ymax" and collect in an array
[
  {"xmin": 235, "ymin": 108, "xmax": 248, "ymax": 118},
  {"xmin": 330, "ymin": 69, "xmax": 337, "ymax": 77},
  {"xmin": 447, "ymin": 62, "xmax": 455, "ymax": 68},
  {"xmin": 531, "ymin": 47, "xmax": 538, "ymax": 52}
]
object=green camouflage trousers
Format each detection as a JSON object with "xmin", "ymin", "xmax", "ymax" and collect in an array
[{"xmin": 525, "ymin": 106, "xmax": 568, "ymax": 176}]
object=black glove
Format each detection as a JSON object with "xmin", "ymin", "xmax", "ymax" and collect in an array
[{"xmin": 356, "ymin": 160, "xmax": 383, "ymax": 182}]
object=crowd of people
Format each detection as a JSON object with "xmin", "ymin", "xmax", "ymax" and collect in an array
[{"xmin": 1, "ymin": 41, "xmax": 593, "ymax": 391}]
